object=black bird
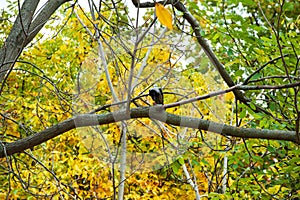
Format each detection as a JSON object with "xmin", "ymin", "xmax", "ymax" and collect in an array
[{"xmin": 149, "ymin": 87, "xmax": 164, "ymax": 105}]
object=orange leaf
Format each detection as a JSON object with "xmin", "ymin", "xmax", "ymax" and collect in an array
[{"xmin": 155, "ymin": 3, "xmax": 173, "ymax": 30}]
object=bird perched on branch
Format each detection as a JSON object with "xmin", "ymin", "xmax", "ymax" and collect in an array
[{"xmin": 149, "ymin": 86, "xmax": 164, "ymax": 105}]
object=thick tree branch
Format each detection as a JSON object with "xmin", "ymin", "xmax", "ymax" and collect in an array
[
  {"xmin": 0, "ymin": 0, "xmax": 39, "ymax": 84},
  {"xmin": 0, "ymin": 0, "xmax": 71, "ymax": 87},
  {"xmin": 0, "ymin": 106, "xmax": 298, "ymax": 158},
  {"xmin": 27, "ymin": 0, "xmax": 72, "ymax": 44}
]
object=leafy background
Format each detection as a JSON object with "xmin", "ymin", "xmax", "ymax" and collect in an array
[{"xmin": 0, "ymin": 0, "xmax": 299, "ymax": 199}]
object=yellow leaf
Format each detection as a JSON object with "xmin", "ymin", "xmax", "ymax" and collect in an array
[{"xmin": 155, "ymin": 3, "xmax": 173, "ymax": 30}]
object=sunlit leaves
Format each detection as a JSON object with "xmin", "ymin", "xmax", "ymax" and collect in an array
[{"xmin": 1, "ymin": 0, "xmax": 300, "ymax": 199}]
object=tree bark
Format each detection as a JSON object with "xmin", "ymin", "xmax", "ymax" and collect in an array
[
  {"xmin": 0, "ymin": 0, "xmax": 71, "ymax": 85},
  {"xmin": 0, "ymin": 106, "xmax": 298, "ymax": 158}
]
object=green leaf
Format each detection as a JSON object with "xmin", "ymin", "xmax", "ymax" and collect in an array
[
  {"xmin": 252, "ymin": 113, "xmax": 264, "ymax": 120},
  {"xmin": 240, "ymin": 109, "xmax": 246, "ymax": 118},
  {"xmin": 241, "ymin": 0, "xmax": 255, "ymax": 6},
  {"xmin": 283, "ymin": 2, "xmax": 294, "ymax": 11},
  {"xmin": 171, "ymin": 161, "xmax": 181, "ymax": 174},
  {"xmin": 201, "ymin": 158, "xmax": 209, "ymax": 165},
  {"xmin": 235, "ymin": 69, "xmax": 244, "ymax": 76},
  {"xmin": 249, "ymin": 103, "xmax": 256, "ymax": 110}
]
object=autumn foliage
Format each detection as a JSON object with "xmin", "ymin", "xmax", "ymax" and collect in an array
[{"xmin": 0, "ymin": 0, "xmax": 300, "ymax": 199}]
